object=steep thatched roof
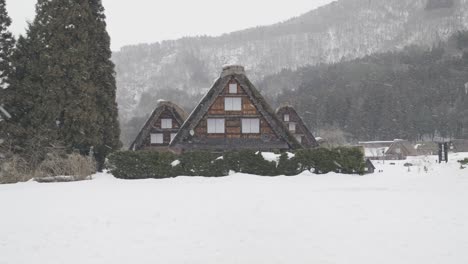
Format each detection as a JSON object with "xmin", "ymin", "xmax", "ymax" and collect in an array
[
  {"xmin": 386, "ymin": 140, "xmax": 418, "ymax": 156},
  {"xmin": 275, "ymin": 105, "xmax": 318, "ymax": 148},
  {"xmin": 130, "ymin": 101, "xmax": 188, "ymax": 150},
  {"xmin": 170, "ymin": 66, "xmax": 301, "ymax": 151}
]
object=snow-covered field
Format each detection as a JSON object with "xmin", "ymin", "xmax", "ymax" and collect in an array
[{"xmin": 0, "ymin": 153, "xmax": 467, "ymax": 264}]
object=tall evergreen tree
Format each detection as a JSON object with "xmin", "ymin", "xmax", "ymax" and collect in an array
[
  {"xmin": 88, "ymin": 0, "xmax": 121, "ymax": 166},
  {"xmin": 0, "ymin": 0, "xmax": 15, "ymax": 149},
  {"xmin": 6, "ymin": 0, "xmax": 120, "ymax": 167},
  {"xmin": 0, "ymin": 0, "xmax": 14, "ymax": 90}
]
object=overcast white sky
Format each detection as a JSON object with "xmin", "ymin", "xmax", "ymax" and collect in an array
[{"xmin": 7, "ymin": 0, "xmax": 335, "ymax": 51}]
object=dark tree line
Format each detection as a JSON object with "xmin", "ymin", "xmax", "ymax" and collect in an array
[
  {"xmin": 0, "ymin": 0, "xmax": 120, "ymax": 168},
  {"xmin": 260, "ymin": 32, "xmax": 468, "ymax": 142}
]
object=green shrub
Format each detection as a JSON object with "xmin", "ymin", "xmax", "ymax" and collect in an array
[
  {"xmin": 334, "ymin": 147, "xmax": 366, "ymax": 174},
  {"xmin": 277, "ymin": 153, "xmax": 300, "ymax": 176},
  {"xmin": 107, "ymin": 147, "xmax": 366, "ymax": 180},
  {"xmin": 294, "ymin": 148, "xmax": 339, "ymax": 174},
  {"xmin": 459, "ymin": 158, "xmax": 468, "ymax": 166},
  {"xmin": 229, "ymin": 150, "xmax": 278, "ymax": 176},
  {"xmin": 179, "ymin": 151, "xmax": 227, "ymax": 177},
  {"xmin": 107, "ymin": 151, "xmax": 177, "ymax": 179}
]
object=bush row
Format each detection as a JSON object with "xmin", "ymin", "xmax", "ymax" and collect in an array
[{"xmin": 107, "ymin": 147, "xmax": 366, "ymax": 180}]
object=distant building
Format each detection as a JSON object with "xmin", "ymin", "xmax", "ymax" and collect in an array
[
  {"xmin": 358, "ymin": 141, "xmax": 393, "ymax": 160},
  {"xmin": 359, "ymin": 140, "xmax": 418, "ymax": 160},
  {"xmin": 364, "ymin": 159, "xmax": 375, "ymax": 174},
  {"xmin": 385, "ymin": 140, "xmax": 418, "ymax": 160},
  {"xmin": 275, "ymin": 104, "xmax": 318, "ymax": 148},
  {"xmin": 130, "ymin": 101, "xmax": 188, "ymax": 151}
]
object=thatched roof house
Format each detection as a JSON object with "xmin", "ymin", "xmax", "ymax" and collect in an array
[
  {"xmin": 385, "ymin": 140, "xmax": 418, "ymax": 160},
  {"xmin": 130, "ymin": 101, "xmax": 188, "ymax": 151},
  {"xmin": 275, "ymin": 104, "xmax": 318, "ymax": 148},
  {"xmin": 170, "ymin": 65, "xmax": 301, "ymax": 153},
  {"xmin": 358, "ymin": 141, "xmax": 393, "ymax": 159}
]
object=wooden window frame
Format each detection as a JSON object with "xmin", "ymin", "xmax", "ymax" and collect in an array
[
  {"xmin": 161, "ymin": 118, "xmax": 173, "ymax": 129},
  {"xmin": 224, "ymin": 97, "xmax": 242, "ymax": 111},
  {"xmin": 242, "ymin": 118, "xmax": 260, "ymax": 134},
  {"xmin": 229, "ymin": 83, "xmax": 238, "ymax": 94},
  {"xmin": 207, "ymin": 118, "xmax": 225, "ymax": 134},
  {"xmin": 295, "ymin": 134, "xmax": 302, "ymax": 143},
  {"xmin": 170, "ymin": 133, "xmax": 177, "ymax": 142},
  {"xmin": 150, "ymin": 133, "xmax": 164, "ymax": 144},
  {"xmin": 289, "ymin": 122, "xmax": 296, "ymax": 132}
]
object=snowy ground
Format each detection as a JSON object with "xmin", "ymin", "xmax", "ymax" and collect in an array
[{"xmin": 0, "ymin": 153, "xmax": 467, "ymax": 264}]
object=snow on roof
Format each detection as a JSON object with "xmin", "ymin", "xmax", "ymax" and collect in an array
[{"xmin": 364, "ymin": 147, "xmax": 389, "ymax": 157}]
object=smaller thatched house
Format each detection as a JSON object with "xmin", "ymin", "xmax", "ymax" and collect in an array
[
  {"xmin": 385, "ymin": 140, "xmax": 418, "ymax": 160},
  {"xmin": 359, "ymin": 140, "xmax": 418, "ymax": 160},
  {"xmin": 364, "ymin": 159, "xmax": 375, "ymax": 174},
  {"xmin": 358, "ymin": 141, "xmax": 393, "ymax": 160},
  {"xmin": 130, "ymin": 101, "xmax": 188, "ymax": 151},
  {"xmin": 275, "ymin": 104, "xmax": 318, "ymax": 148}
]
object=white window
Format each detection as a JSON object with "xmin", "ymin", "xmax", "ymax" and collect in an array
[
  {"xmin": 170, "ymin": 133, "xmax": 177, "ymax": 142},
  {"xmin": 225, "ymin": 97, "xmax": 242, "ymax": 111},
  {"xmin": 161, "ymin": 118, "xmax": 172, "ymax": 129},
  {"xmin": 151, "ymin": 133, "xmax": 163, "ymax": 144},
  {"xmin": 242, "ymin": 118, "xmax": 260, "ymax": 134},
  {"xmin": 284, "ymin": 114, "xmax": 290, "ymax": 122},
  {"xmin": 295, "ymin": 135, "xmax": 302, "ymax": 143},
  {"xmin": 229, "ymin": 83, "xmax": 238, "ymax": 94},
  {"xmin": 207, "ymin": 118, "xmax": 225, "ymax": 134},
  {"xmin": 289, "ymin": 122, "xmax": 296, "ymax": 132}
]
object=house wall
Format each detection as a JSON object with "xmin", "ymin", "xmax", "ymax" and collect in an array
[
  {"xmin": 276, "ymin": 107, "xmax": 316, "ymax": 148},
  {"xmin": 184, "ymin": 79, "xmax": 289, "ymax": 151},
  {"xmin": 139, "ymin": 109, "xmax": 183, "ymax": 150}
]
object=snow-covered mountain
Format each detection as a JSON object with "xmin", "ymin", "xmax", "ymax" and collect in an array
[{"xmin": 113, "ymin": 0, "xmax": 468, "ymax": 143}]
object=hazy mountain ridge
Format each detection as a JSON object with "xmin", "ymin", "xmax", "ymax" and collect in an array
[{"xmin": 113, "ymin": 0, "xmax": 468, "ymax": 144}]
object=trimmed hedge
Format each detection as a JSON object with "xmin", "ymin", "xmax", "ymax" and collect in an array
[
  {"xmin": 107, "ymin": 151, "xmax": 177, "ymax": 179},
  {"xmin": 107, "ymin": 147, "xmax": 366, "ymax": 179}
]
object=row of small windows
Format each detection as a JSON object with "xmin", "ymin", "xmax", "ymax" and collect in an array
[
  {"xmin": 207, "ymin": 118, "xmax": 260, "ymax": 134},
  {"xmin": 283, "ymin": 114, "xmax": 296, "ymax": 132},
  {"xmin": 226, "ymin": 83, "xmax": 242, "ymax": 111},
  {"xmin": 150, "ymin": 133, "xmax": 177, "ymax": 144}
]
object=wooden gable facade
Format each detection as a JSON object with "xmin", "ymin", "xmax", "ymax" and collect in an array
[
  {"xmin": 170, "ymin": 65, "xmax": 301, "ymax": 153},
  {"xmin": 130, "ymin": 101, "xmax": 188, "ymax": 151},
  {"xmin": 276, "ymin": 105, "xmax": 318, "ymax": 148}
]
